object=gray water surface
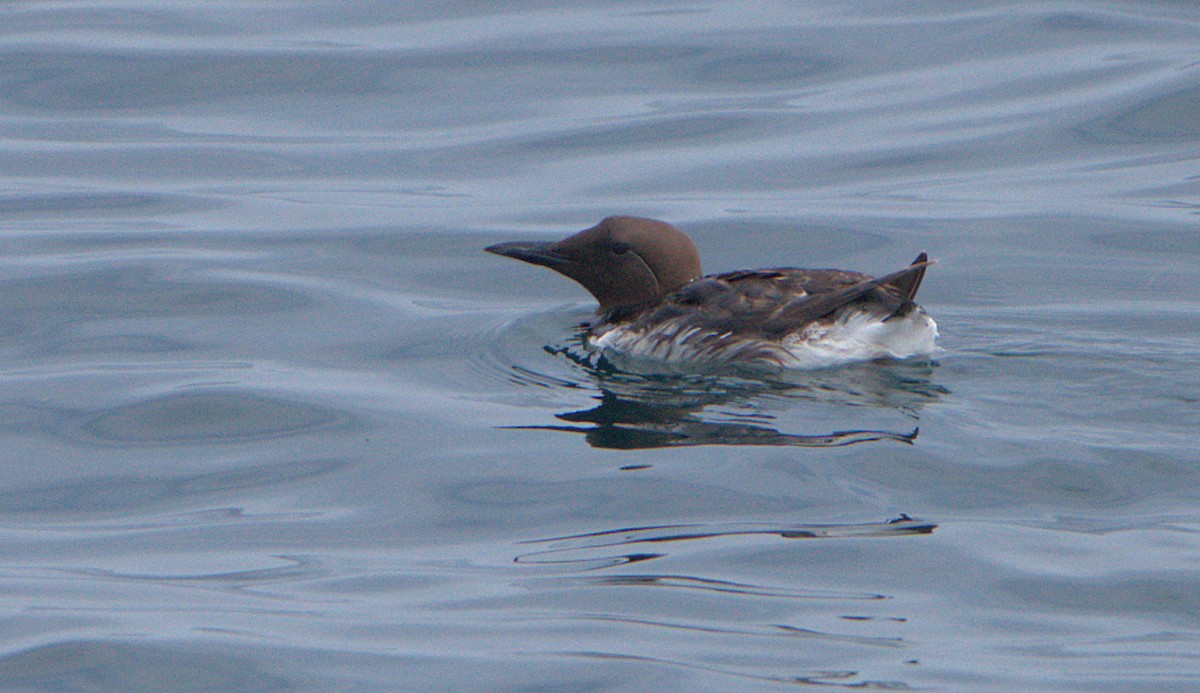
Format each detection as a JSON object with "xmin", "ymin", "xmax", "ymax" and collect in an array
[{"xmin": 2, "ymin": 2, "xmax": 1199, "ymax": 691}]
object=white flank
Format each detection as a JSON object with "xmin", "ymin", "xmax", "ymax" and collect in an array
[
  {"xmin": 779, "ymin": 309, "xmax": 940, "ymax": 369},
  {"xmin": 589, "ymin": 308, "xmax": 939, "ymax": 370}
]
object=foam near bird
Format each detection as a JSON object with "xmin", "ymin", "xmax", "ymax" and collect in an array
[{"xmin": 486, "ymin": 216, "xmax": 938, "ymax": 369}]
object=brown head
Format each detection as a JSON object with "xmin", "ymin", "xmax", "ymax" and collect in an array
[{"xmin": 485, "ymin": 216, "xmax": 703, "ymax": 313}]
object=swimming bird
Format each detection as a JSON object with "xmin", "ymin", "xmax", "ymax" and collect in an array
[{"xmin": 486, "ymin": 216, "xmax": 938, "ymax": 369}]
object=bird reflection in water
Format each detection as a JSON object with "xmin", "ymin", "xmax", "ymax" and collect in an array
[{"xmin": 503, "ymin": 336, "xmax": 946, "ymax": 450}]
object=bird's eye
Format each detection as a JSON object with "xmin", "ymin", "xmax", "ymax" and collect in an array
[{"xmin": 610, "ymin": 242, "xmax": 631, "ymax": 255}]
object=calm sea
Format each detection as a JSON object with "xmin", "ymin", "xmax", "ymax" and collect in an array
[{"xmin": 2, "ymin": 2, "xmax": 1199, "ymax": 690}]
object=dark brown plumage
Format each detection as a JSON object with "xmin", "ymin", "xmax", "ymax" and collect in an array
[{"xmin": 486, "ymin": 216, "xmax": 936, "ymax": 367}]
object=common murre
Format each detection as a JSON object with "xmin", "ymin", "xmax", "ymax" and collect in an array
[{"xmin": 486, "ymin": 216, "xmax": 938, "ymax": 369}]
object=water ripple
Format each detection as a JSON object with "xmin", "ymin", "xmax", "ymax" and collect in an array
[
  {"xmin": 578, "ymin": 613, "xmax": 905, "ymax": 647},
  {"xmin": 524, "ymin": 573, "xmax": 887, "ymax": 601},
  {"xmin": 555, "ymin": 650, "xmax": 909, "ymax": 689},
  {"xmin": 76, "ymin": 391, "xmax": 351, "ymax": 446},
  {"xmin": 0, "ymin": 457, "xmax": 349, "ymax": 515},
  {"xmin": 0, "ymin": 641, "xmax": 286, "ymax": 692},
  {"xmin": 0, "ymin": 266, "xmax": 309, "ymax": 342},
  {"xmin": 68, "ymin": 554, "xmax": 321, "ymax": 587},
  {"xmin": 516, "ymin": 516, "xmax": 935, "ymax": 569},
  {"xmin": 1082, "ymin": 84, "xmax": 1200, "ymax": 143}
]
